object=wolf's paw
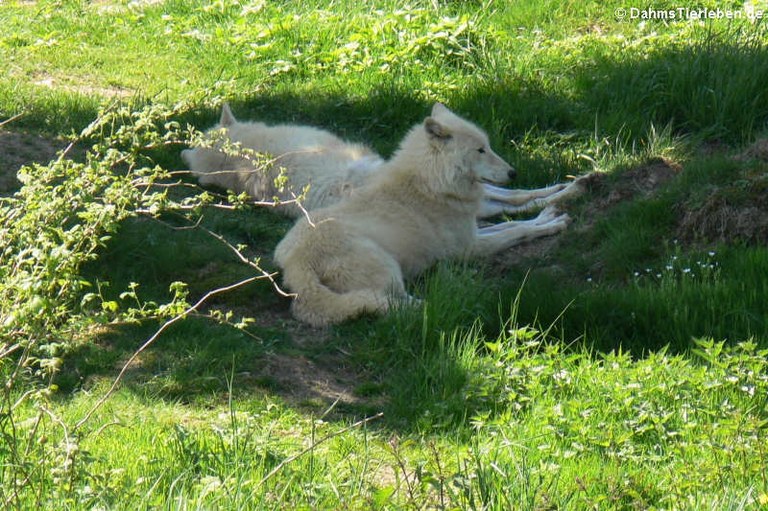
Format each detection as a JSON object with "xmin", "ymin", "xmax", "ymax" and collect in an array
[
  {"xmin": 548, "ymin": 210, "xmax": 572, "ymax": 231},
  {"xmin": 536, "ymin": 205, "xmax": 564, "ymax": 224},
  {"xmin": 571, "ymin": 172, "xmax": 602, "ymax": 191},
  {"xmin": 404, "ymin": 294, "xmax": 423, "ymax": 308},
  {"xmin": 554, "ymin": 212, "xmax": 572, "ymax": 227}
]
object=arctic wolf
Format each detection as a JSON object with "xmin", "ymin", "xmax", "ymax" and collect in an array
[
  {"xmin": 273, "ymin": 104, "xmax": 574, "ymax": 326},
  {"xmin": 181, "ymin": 104, "xmax": 383, "ymax": 218},
  {"xmin": 181, "ymin": 104, "xmax": 584, "ymax": 220}
]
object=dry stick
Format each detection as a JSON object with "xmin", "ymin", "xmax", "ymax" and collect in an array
[
  {"xmin": 73, "ymin": 275, "xmax": 262, "ymax": 432},
  {"xmin": 134, "ymin": 197, "xmax": 303, "ymax": 214},
  {"xmin": 257, "ymin": 412, "xmax": 384, "ymax": 488},
  {"xmin": 198, "ymin": 224, "xmax": 295, "ymax": 298},
  {"xmin": 0, "ymin": 113, "xmax": 24, "ymax": 128}
]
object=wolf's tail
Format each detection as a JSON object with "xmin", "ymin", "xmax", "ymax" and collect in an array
[{"xmin": 284, "ymin": 261, "xmax": 389, "ymax": 327}]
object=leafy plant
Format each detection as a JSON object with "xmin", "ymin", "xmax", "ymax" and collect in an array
[{"xmin": 0, "ymin": 98, "xmax": 287, "ymax": 508}]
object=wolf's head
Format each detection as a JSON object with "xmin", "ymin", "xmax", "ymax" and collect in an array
[
  {"xmin": 423, "ymin": 103, "xmax": 516, "ymax": 186},
  {"xmin": 181, "ymin": 104, "xmax": 244, "ymax": 185}
]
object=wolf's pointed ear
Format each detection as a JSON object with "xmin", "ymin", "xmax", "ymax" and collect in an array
[
  {"xmin": 220, "ymin": 103, "xmax": 236, "ymax": 127},
  {"xmin": 425, "ymin": 117, "xmax": 452, "ymax": 141},
  {"xmin": 431, "ymin": 103, "xmax": 450, "ymax": 117}
]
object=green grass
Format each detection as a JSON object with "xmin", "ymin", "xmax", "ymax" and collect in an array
[{"xmin": 2, "ymin": 0, "xmax": 768, "ymax": 509}]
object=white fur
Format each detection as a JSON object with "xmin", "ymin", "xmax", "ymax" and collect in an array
[
  {"xmin": 273, "ymin": 104, "xmax": 573, "ymax": 326},
  {"xmin": 181, "ymin": 104, "xmax": 384, "ymax": 217}
]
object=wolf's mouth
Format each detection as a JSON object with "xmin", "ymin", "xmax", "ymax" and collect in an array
[{"xmin": 479, "ymin": 177, "xmax": 508, "ymax": 185}]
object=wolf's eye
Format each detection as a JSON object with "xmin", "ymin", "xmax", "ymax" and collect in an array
[{"xmin": 477, "ymin": 148, "xmax": 486, "ymax": 154}]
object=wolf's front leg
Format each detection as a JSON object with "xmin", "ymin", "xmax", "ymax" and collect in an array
[
  {"xmin": 479, "ymin": 183, "xmax": 567, "ymax": 218},
  {"xmin": 469, "ymin": 211, "xmax": 571, "ymax": 257},
  {"xmin": 478, "ymin": 178, "xmax": 589, "ymax": 219}
]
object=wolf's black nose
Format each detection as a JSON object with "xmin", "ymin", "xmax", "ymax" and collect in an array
[{"xmin": 508, "ymin": 168, "xmax": 517, "ymax": 180}]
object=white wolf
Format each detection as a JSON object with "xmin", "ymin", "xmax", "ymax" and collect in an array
[
  {"xmin": 181, "ymin": 104, "xmax": 383, "ymax": 218},
  {"xmin": 273, "ymin": 104, "xmax": 576, "ymax": 326},
  {"xmin": 181, "ymin": 104, "xmax": 584, "ymax": 220}
]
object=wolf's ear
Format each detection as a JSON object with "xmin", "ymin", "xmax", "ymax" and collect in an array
[
  {"xmin": 431, "ymin": 103, "xmax": 451, "ymax": 117},
  {"xmin": 220, "ymin": 103, "xmax": 237, "ymax": 127},
  {"xmin": 425, "ymin": 117, "xmax": 452, "ymax": 141}
]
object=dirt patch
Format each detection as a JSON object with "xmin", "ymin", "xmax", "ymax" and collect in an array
[
  {"xmin": 256, "ymin": 353, "xmax": 366, "ymax": 408},
  {"xmin": 580, "ymin": 157, "xmax": 682, "ymax": 214},
  {"xmin": 491, "ymin": 158, "xmax": 682, "ymax": 270},
  {"xmin": 32, "ymin": 75, "xmax": 134, "ymax": 99},
  {"xmin": 0, "ymin": 129, "xmax": 68, "ymax": 195},
  {"xmin": 676, "ymin": 174, "xmax": 768, "ymax": 245},
  {"xmin": 678, "ymin": 199, "xmax": 768, "ymax": 245},
  {"xmin": 735, "ymin": 137, "xmax": 768, "ymax": 162},
  {"xmin": 675, "ymin": 137, "xmax": 768, "ymax": 244},
  {"xmin": 206, "ymin": 300, "xmax": 370, "ymax": 410}
]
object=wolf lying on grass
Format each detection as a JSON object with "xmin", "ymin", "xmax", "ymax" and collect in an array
[
  {"xmin": 181, "ymin": 104, "xmax": 584, "ymax": 220},
  {"xmin": 273, "ymin": 104, "xmax": 581, "ymax": 325},
  {"xmin": 183, "ymin": 104, "xmax": 587, "ymax": 325}
]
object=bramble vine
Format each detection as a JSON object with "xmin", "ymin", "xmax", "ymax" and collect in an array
[{"xmin": 0, "ymin": 98, "xmax": 290, "ymax": 508}]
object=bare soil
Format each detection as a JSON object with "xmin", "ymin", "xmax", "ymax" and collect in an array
[
  {"xmin": 0, "ymin": 129, "xmax": 68, "ymax": 195},
  {"xmin": 491, "ymin": 157, "xmax": 682, "ymax": 271},
  {"xmin": 678, "ymin": 138, "xmax": 768, "ymax": 245},
  {"xmin": 256, "ymin": 352, "xmax": 366, "ymax": 407}
]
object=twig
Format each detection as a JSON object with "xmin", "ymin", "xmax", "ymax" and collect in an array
[
  {"xmin": 0, "ymin": 113, "xmax": 24, "ymax": 129},
  {"xmin": 198, "ymin": 224, "xmax": 294, "ymax": 298},
  {"xmin": 134, "ymin": 198, "xmax": 302, "ymax": 215},
  {"xmin": 185, "ymin": 311, "xmax": 264, "ymax": 343},
  {"xmin": 73, "ymin": 275, "xmax": 263, "ymax": 432},
  {"xmin": 152, "ymin": 214, "xmax": 205, "ymax": 232},
  {"xmin": 257, "ymin": 412, "xmax": 384, "ymax": 488},
  {"xmin": 292, "ymin": 190, "xmax": 317, "ymax": 228},
  {"xmin": 389, "ymin": 435, "xmax": 417, "ymax": 503}
]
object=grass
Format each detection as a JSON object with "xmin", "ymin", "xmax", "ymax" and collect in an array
[{"xmin": 2, "ymin": 0, "xmax": 768, "ymax": 509}]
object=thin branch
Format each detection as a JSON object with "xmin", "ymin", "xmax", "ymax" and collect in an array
[
  {"xmin": 152, "ymin": 214, "xmax": 205, "ymax": 232},
  {"xmin": 198, "ymin": 224, "xmax": 294, "ymax": 298},
  {"xmin": 185, "ymin": 311, "xmax": 264, "ymax": 343},
  {"xmin": 0, "ymin": 113, "xmax": 24, "ymax": 128},
  {"xmin": 291, "ymin": 189, "xmax": 317, "ymax": 228},
  {"xmin": 73, "ymin": 275, "xmax": 264, "ymax": 432},
  {"xmin": 133, "ymin": 198, "xmax": 302, "ymax": 215},
  {"xmin": 0, "ymin": 341, "xmax": 21, "ymax": 360}
]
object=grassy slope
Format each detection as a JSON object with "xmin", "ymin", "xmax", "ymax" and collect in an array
[{"xmin": 1, "ymin": 0, "xmax": 768, "ymax": 509}]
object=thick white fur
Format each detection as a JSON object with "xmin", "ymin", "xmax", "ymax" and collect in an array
[
  {"xmin": 181, "ymin": 104, "xmax": 383, "ymax": 217},
  {"xmin": 273, "ymin": 104, "xmax": 572, "ymax": 326}
]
